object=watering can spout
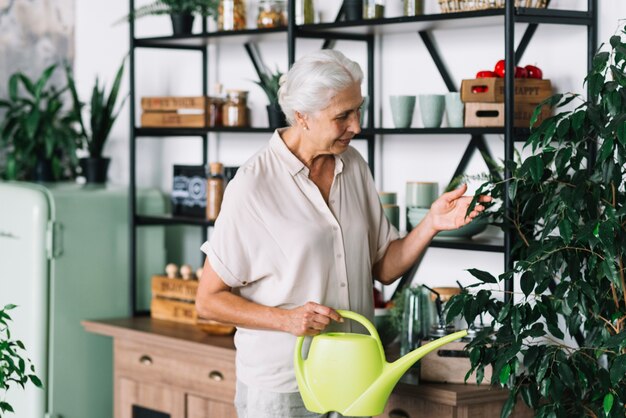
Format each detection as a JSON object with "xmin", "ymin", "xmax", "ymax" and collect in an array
[
  {"xmin": 342, "ymin": 329, "xmax": 468, "ymax": 416},
  {"xmin": 387, "ymin": 329, "xmax": 468, "ymax": 382}
]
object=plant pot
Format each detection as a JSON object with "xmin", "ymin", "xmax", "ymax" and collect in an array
[
  {"xmin": 80, "ymin": 157, "xmax": 110, "ymax": 184},
  {"xmin": 267, "ymin": 104, "xmax": 287, "ymax": 129},
  {"xmin": 343, "ymin": 0, "xmax": 363, "ymax": 21},
  {"xmin": 34, "ymin": 158, "xmax": 54, "ymax": 182},
  {"xmin": 170, "ymin": 13, "xmax": 195, "ymax": 36}
]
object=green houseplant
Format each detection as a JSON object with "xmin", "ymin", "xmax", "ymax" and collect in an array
[
  {"xmin": 0, "ymin": 304, "xmax": 43, "ymax": 416},
  {"xmin": 253, "ymin": 68, "xmax": 287, "ymax": 128},
  {"xmin": 446, "ymin": 26, "xmax": 626, "ymax": 417},
  {"xmin": 0, "ymin": 65, "xmax": 79, "ymax": 182},
  {"xmin": 65, "ymin": 59, "xmax": 127, "ymax": 184},
  {"xmin": 125, "ymin": 0, "xmax": 218, "ymax": 35}
]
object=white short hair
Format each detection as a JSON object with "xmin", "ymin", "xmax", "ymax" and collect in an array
[{"xmin": 278, "ymin": 49, "xmax": 364, "ymax": 126}]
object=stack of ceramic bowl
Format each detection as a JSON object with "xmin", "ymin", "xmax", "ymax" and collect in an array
[
  {"xmin": 379, "ymin": 191, "xmax": 399, "ymax": 230},
  {"xmin": 405, "ymin": 181, "xmax": 438, "ymax": 231}
]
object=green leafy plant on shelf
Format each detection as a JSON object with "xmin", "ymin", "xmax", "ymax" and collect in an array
[
  {"xmin": 0, "ymin": 65, "xmax": 79, "ymax": 181},
  {"xmin": 446, "ymin": 26, "xmax": 626, "ymax": 417},
  {"xmin": 0, "ymin": 304, "xmax": 43, "ymax": 417},
  {"xmin": 65, "ymin": 58, "xmax": 126, "ymax": 160},
  {"xmin": 254, "ymin": 68, "xmax": 283, "ymax": 106}
]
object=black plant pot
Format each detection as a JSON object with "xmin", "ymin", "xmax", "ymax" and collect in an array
[
  {"xmin": 80, "ymin": 157, "xmax": 110, "ymax": 184},
  {"xmin": 267, "ymin": 104, "xmax": 288, "ymax": 129},
  {"xmin": 34, "ymin": 158, "xmax": 54, "ymax": 182},
  {"xmin": 170, "ymin": 13, "xmax": 195, "ymax": 36},
  {"xmin": 343, "ymin": 0, "xmax": 363, "ymax": 21}
]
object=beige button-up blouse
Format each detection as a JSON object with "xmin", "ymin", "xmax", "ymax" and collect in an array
[{"xmin": 201, "ymin": 129, "xmax": 399, "ymax": 392}]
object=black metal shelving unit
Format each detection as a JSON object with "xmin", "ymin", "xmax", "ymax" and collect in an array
[{"xmin": 128, "ymin": 0, "xmax": 597, "ymax": 314}]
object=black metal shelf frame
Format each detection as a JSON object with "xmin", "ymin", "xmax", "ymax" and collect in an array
[{"xmin": 128, "ymin": 0, "xmax": 597, "ymax": 313}]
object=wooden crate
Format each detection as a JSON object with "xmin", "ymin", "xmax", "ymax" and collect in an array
[
  {"xmin": 141, "ymin": 96, "xmax": 207, "ymax": 111},
  {"xmin": 419, "ymin": 341, "xmax": 493, "ymax": 384},
  {"xmin": 151, "ymin": 297, "xmax": 198, "ymax": 325},
  {"xmin": 152, "ymin": 275, "xmax": 198, "ymax": 301},
  {"xmin": 464, "ymin": 101, "xmax": 552, "ymax": 128},
  {"xmin": 141, "ymin": 112, "xmax": 206, "ymax": 128},
  {"xmin": 150, "ymin": 276, "xmax": 235, "ymax": 334},
  {"xmin": 460, "ymin": 78, "xmax": 552, "ymax": 103}
]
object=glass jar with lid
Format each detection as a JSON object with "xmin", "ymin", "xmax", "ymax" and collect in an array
[
  {"xmin": 222, "ymin": 90, "xmax": 250, "ymax": 127},
  {"xmin": 218, "ymin": 0, "xmax": 247, "ymax": 31},
  {"xmin": 363, "ymin": 0, "xmax": 385, "ymax": 19},
  {"xmin": 257, "ymin": 0, "xmax": 286, "ymax": 28}
]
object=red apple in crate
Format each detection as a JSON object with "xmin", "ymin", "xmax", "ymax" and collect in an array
[{"xmin": 525, "ymin": 64, "xmax": 543, "ymax": 79}]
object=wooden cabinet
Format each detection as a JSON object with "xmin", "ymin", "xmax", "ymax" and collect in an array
[
  {"xmin": 83, "ymin": 317, "xmax": 236, "ymax": 418},
  {"xmin": 85, "ymin": 317, "xmax": 533, "ymax": 418},
  {"xmin": 375, "ymin": 381, "xmax": 533, "ymax": 418}
]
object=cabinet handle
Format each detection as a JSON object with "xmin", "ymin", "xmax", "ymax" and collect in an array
[
  {"xmin": 139, "ymin": 355, "xmax": 153, "ymax": 366},
  {"xmin": 389, "ymin": 408, "xmax": 410, "ymax": 418},
  {"xmin": 208, "ymin": 370, "xmax": 224, "ymax": 381}
]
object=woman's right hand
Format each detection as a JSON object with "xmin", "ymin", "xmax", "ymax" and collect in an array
[{"xmin": 285, "ymin": 302, "xmax": 343, "ymax": 336}]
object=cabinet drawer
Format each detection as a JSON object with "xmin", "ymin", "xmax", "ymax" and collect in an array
[{"xmin": 115, "ymin": 339, "xmax": 236, "ymax": 403}]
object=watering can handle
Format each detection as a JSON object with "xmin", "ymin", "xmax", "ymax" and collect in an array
[{"xmin": 336, "ymin": 309, "xmax": 386, "ymax": 362}]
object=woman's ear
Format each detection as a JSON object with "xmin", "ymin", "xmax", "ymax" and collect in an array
[{"xmin": 294, "ymin": 111, "xmax": 309, "ymax": 130}]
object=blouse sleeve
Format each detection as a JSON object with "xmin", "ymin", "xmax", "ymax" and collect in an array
[{"xmin": 200, "ymin": 172, "xmax": 273, "ymax": 288}]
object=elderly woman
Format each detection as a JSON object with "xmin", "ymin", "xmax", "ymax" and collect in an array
[{"xmin": 196, "ymin": 49, "xmax": 489, "ymax": 418}]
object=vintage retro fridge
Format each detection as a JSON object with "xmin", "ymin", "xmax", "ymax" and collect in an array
[{"xmin": 0, "ymin": 181, "xmax": 165, "ymax": 418}]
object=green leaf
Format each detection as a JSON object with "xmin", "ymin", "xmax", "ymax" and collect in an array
[
  {"xmin": 500, "ymin": 392, "xmax": 516, "ymax": 418},
  {"xmin": 0, "ymin": 401, "xmax": 14, "ymax": 413},
  {"xmin": 520, "ymin": 271, "xmax": 535, "ymax": 297},
  {"xmin": 603, "ymin": 393, "xmax": 614, "ymax": 415},
  {"xmin": 29, "ymin": 374, "xmax": 43, "ymax": 388},
  {"xmin": 467, "ymin": 268, "xmax": 497, "ymax": 284},
  {"xmin": 571, "ymin": 110, "xmax": 585, "ymax": 130},
  {"xmin": 609, "ymin": 355, "xmax": 626, "ymax": 385},
  {"xmin": 499, "ymin": 363, "xmax": 511, "ymax": 385},
  {"xmin": 598, "ymin": 137, "xmax": 614, "ymax": 162},
  {"xmin": 558, "ymin": 218, "xmax": 573, "ymax": 244},
  {"xmin": 593, "ymin": 51, "xmax": 610, "ymax": 72},
  {"xmin": 617, "ymin": 120, "xmax": 626, "ymax": 146}
]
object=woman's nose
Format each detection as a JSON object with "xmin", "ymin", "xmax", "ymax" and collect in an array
[{"xmin": 349, "ymin": 111, "xmax": 362, "ymax": 134}]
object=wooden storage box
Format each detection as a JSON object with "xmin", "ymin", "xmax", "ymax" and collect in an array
[
  {"xmin": 150, "ymin": 275, "xmax": 234, "ymax": 334},
  {"xmin": 420, "ymin": 341, "xmax": 493, "ymax": 384},
  {"xmin": 140, "ymin": 96, "xmax": 208, "ymax": 128},
  {"xmin": 461, "ymin": 78, "xmax": 552, "ymax": 103},
  {"xmin": 464, "ymin": 101, "xmax": 552, "ymax": 128},
  {"xmin": 141, "ymin": 112, "xmax": 207, "ymax": 128}
]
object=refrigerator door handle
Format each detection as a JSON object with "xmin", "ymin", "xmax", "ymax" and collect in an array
[{"xmin": 46, "ymin": 221, "xmax": 63, "ymax": 259}]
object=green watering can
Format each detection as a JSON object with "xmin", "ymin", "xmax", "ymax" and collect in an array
[{"xmin": 294, "ymin": 309, "xmax": 467, "ymax": 416}]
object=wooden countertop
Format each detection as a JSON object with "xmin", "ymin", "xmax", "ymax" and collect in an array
[
  {"xmin": 82, "ymin": 316, "xmax": 235, "ymax": 351},
  {"xmin": 82, "ymin": 317, "xmax": 511, "ymax": 407}
]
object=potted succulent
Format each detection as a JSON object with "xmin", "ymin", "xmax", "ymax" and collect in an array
[
  {"xmin": 0, "ymin": 65, "xmax": 79, "ymax": 182},
  {"xmin": 253, "ymin": 68, "xmax": 287, "ymax": 128},
  {"xmin": 65, "ymin": 59, "xmax": 126, "ymax": 184},
  {"xmin": 446, "ymin": 26, "xmax": 626, "ymax": 417},
  {"xmin": 0, "ymin": 304, "xmax": 43, "ymax": 416},
  {"xmin": 125, "ymin": 0, "xmax": 218, "ymax": 35}
]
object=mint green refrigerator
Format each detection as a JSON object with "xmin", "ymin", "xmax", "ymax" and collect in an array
[{"xmin": 0, "ymin": 182, "xmax": 165, "ymax": 418}]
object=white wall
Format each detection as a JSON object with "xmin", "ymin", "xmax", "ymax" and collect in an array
[{"xmin": 74, "ymin": 0, "xmax": 626, "ymax": 297}]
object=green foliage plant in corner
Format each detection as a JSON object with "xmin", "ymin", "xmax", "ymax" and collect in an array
[
  {"xmin": 446, "ymin": 26, "xmax": 626, "ymax": 417},
  {"xmin": 0, "ymin": 304, "xmax": 43, "ymax": 417},
  {"xmin": 0, "ymin": 65, "xmax": 79, "ymax": 181}
]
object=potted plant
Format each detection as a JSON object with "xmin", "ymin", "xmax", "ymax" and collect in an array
[
  {"xmin": 124, "ymin": 0, "xmax": 218, "ymax": 36},
  {"xmin": 0, "ymin": 304, "xmax": 43, "ymax": 416},
  {"xmin": 65, "ymin": 59, "xmax": 127, "ymax": 184},
  {"xmin": 253, "ymin": 68, "xmax": 287, "ymax": 128},
  {"xmin": 0, "ymin": 65, "xmax": 79, "ymax": 182},
  {"xmin": 445, "ymin": 26, "xmax": 626, "ymax": 417}
]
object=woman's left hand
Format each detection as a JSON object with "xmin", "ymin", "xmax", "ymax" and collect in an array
[{"xmin": 425, "ymin": 184, "xmax": 491, "ymax": 232}]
